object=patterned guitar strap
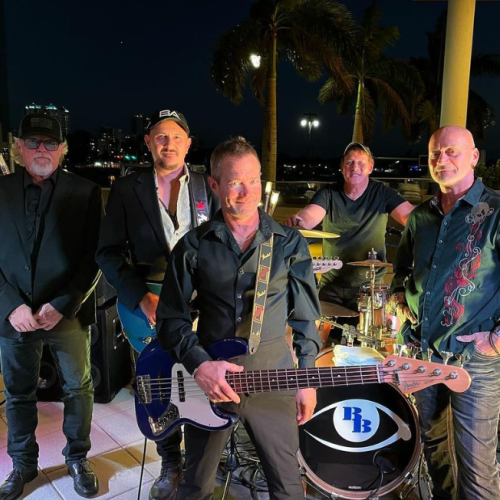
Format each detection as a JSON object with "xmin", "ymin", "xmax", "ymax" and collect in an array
[
  {"xmin": 248, "ymin": 234, "xmax": 274, "ymax": 355},
  {"xmin": 188, "ymin": 168, "xmax": 210, "ymax": 226}
]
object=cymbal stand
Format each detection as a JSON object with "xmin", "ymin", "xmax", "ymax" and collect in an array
[
  {"xmin": 221, "ymin": 425, "xmax": 239, "ymax": 500},
  {"xmin": 366, "ymin": 248, "xmax": 378, "ymax": 340}
]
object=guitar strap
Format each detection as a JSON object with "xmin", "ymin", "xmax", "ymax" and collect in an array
[
  {"xmin": 188, "ymin": 168, "xmax": 210, "ymax": 227},
  {"xmin": 248, "ymin": 234, "xmax": 274, "ymax": 355}
]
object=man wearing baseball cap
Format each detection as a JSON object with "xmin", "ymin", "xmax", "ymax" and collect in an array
[
  {"xmin": 97, "ymin": 108, "xmax": 218, "ymax": 500},
  {"xmin": 286, "ymin": 142, "xmax": 414, "ymax": 316},
  {"xmin": 0, "ymin": 114, "xmax": 101, "ymax": 498}
]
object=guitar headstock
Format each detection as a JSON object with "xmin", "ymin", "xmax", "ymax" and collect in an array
[
  {"xmin": 383, "ymin": 356, "xmax": 471, "ymax": 394},
  {"xmin": 312, "ymin": 257, "xmax": 343, "ymax": 273}
]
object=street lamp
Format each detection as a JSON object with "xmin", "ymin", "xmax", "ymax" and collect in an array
[
  {"xmin": 300, "ymin": 113, "xmax": 319, "ymax": 158},
  {"xmin": 250, "ymin": 54, "xmax": 261, "ymax": 68}
]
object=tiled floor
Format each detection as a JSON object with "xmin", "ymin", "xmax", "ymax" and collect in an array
[{"xmin": 0, "ymin": 380, "xmax": 265, "ymax": 500}]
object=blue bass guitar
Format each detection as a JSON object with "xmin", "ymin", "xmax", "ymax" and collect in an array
[
  {"xmin": 134, "ymin": 338, "xmax": 471, "ymax": 442},
  {"xmin": 116, "ymin": 283, "xmax": 162, "ymax": 353}
]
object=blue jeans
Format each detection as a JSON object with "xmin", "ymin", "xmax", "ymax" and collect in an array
[
  {"xmin": 0, "ymin": 328, "xmax": 94, "ymax": 472},
  {"xmin": 414, "ymin": 350, "xmax": 500, "ymax": 499}
]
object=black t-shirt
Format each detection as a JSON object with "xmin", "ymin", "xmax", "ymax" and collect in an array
[{"xmin": 310, "ymin": 179, "xmax": 405, "ymax": 288}]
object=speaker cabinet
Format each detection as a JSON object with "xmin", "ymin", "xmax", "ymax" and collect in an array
[
  {"xmin": 36, "ymin": 302, "xmax": 132, "ymax": 404},
  {"xmin": 92, "ymin": 302, "xmax": 132, "ymax": 403},
  {"xmin": 96, "ymin": 273, "xmax": 116, "ymax": 307}
]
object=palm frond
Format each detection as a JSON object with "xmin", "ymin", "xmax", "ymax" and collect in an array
[{"xmin": 211, "ymin": 20, "xmax": 262, "ymax": 104}]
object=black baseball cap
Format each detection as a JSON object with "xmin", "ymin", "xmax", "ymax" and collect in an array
[
  {"xmin": 19, "ymin": 114, "xmax": 64, "ymax": 142},
  {"xmin": 145, "ymin": 109, "xmax": 190, "ymax": 135},
  {"xmin": 343, "ymin": 141, "xmax": 373, "ymax": 158}
]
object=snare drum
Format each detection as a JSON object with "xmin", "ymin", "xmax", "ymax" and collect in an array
[{"xmin": 298, "ymin": 349, "xmax": 420, "ymax": 499}]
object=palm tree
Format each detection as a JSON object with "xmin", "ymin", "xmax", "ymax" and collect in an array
[
  {"xmin": 318, "ymin": 2, "xmax": 422, "ymax": 145},
  {"xmin": 211, "ymin": 0, "xmax": 356, "ymax": 182},
  {"xmin": 410, "ymin": 11, "xmax": 500, "ymax": 142}
]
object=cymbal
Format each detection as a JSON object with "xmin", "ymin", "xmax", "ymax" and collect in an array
[
  {"xmin": 296, "ymin": 228, "xmax": 340, "ymax": 239},
  {"xmin": 347, "ymin": 259, "xmax": 392, "ymax": 268},
  {"xmin": 320, "ymin": 301, "xmax": 359, "ymax": 318}
]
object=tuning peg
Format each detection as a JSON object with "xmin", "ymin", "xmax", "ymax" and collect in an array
[
  {"xmin": 396, "ymin": 344, "xmax": 406, "ymax": 357},
  {"xmin": 411, "ymin": 346, "xmax": 422, "ymax": 359},
  {"xmin": 455, "ymin": 354, "xmax": 466, "ymax": 368},
  {"xmin": 426, "ymin": 348, "xmax": 433, "ymax": 361},
  {"xmin": 440, "ymin": 351, "xmax": 454, "ymax": 365}
]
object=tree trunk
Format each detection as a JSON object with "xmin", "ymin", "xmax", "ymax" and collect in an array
[
  {"xmin": 261, "ymin": 36, "xmax": 277, "ymax": 182},
  {"xmin": 352, "ymin": 79, "xmax": 364, "ymax": 144}
]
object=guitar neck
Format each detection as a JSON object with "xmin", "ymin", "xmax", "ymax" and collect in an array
[
  {"xmin": 226, "ymin": 365, "xmax": 386, "ymax": 393},
  {"xmin": 225, "ymin": 356, "xmax": 471, "ymax": 395}
]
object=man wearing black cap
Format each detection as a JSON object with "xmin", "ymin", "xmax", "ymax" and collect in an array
[
  {"xmin": 96, "ymin": 108, "xmax": 218, "ymax": 500},
  {"xmin": 286, "ymin": 142, "xmax": 414, "ymax": 313},
  {"xmin": 0, "ymin": 114, "xmax": 101, "ymax": 498}
]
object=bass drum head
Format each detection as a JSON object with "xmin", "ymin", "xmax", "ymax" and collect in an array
[{"xmin": 298, "ymin": 353, "xmax": 420, "ymax": 499}]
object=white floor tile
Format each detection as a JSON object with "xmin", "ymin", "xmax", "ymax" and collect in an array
[
  {"xmin": 38, "ymin": 423, "xmax": 121, "ymax": 473},
  {"xmin": 93, "ymin": 407, "xmax": 144, "ymax": 447},
  {"xmin": 46, "ymin": 449, "xmax": 154, "ymax": 500},
  {"xmin": 91, "ymin": 387, "xmax": 135, "ymax": 420},
  {"xmin": 18, "ymin": 471, "xmax": 63, "ymax": 499}
]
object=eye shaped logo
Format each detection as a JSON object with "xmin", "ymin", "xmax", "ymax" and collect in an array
[{"xmin": 305, "ymin": 398, "xmax": 412, "ymax": 453}]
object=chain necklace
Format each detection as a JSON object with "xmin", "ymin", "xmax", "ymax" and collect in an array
[{"xmin": 233, "ymin": 225, "xmax": 259, "ymax": 245}]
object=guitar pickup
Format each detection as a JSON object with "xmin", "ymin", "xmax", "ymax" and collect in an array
[
  {"xmin": 136, "ymin": 375, "xmax": 152, "ymax": 404},
  {"xmin": 177, "ymin": 370, "xmax": 186, "ymax": 402}
]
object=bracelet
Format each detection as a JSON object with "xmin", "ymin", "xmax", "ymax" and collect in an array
[{"xmin": 192, "ymin": 367, "xmax": 199, "ymax": 379}]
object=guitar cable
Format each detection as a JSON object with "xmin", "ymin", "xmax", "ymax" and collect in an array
[{"xmin": 136, "ymin": 438, "xmax": 148, "ymax": 500}]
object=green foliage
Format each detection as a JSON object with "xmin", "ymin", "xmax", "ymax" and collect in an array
[{"xmin": 475, "ymin": 160, "xmax": 500, "ymax": 190}]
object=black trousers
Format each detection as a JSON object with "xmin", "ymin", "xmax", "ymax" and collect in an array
[
  {"xmin": 156, "ymin": 429, "xmax": 182, "ymax": 466},
  {"xmin": 177, "ymin": 392, "xmax": 303, "ymax": 500}
]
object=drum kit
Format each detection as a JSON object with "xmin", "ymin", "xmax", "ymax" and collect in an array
[{"xmin": 300, "ymin": 235, "xmax": 432, "ymax": 499}]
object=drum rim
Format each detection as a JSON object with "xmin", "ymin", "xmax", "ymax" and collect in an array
[{"xmin": 298, "ymin": 383, "xmax": 421, "ymax": 499}]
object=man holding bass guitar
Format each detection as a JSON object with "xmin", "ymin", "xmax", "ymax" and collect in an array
[
  {"xmin": 156, "ymin": 136, "xmax": 322, "ymax": 499},
  {"xmin": 96, "ymin": 108, "xmax": 218, "ymax": 500}
]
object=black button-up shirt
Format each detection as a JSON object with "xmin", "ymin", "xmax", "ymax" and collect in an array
[
  {"xmin": 391, "ymin": 179, "xmax": 500, "ymax": 361},
  {"xmin": 156, "ymin": 209, "xmax": 321, "ymax": 373},
  {"xmin": 24, "ymin": 168, "xmax": 58, "ymax": 263}
]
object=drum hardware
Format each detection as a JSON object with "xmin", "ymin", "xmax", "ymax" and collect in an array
[
  {"xmin": 320, "ymin": 301, "xmax": 359, "ymax": 319},
  {"xmin": 220, "ymin": 426, "xmax": 240, "ymax": 500}
]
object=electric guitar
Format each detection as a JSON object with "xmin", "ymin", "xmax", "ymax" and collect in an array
[
  {"xmin": 312, "ymin": 257, "xmax": 342, "ymax": 274},
  {"xmin": 116, "ymin": 283, "xmax": 162, "ymax": 353},
  {"xmin": 134, "ymin": 338, "xmax": 471, "ymax": 441}
]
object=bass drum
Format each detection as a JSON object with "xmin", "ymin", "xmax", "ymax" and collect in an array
[{"xmin": 298, "ymin": 348, "xmax": 421, "ymax": 499}]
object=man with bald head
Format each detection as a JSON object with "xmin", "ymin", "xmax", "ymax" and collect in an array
[{"xmin": 390, "ymin": 126, "xmax": 500, "ymax": 499}]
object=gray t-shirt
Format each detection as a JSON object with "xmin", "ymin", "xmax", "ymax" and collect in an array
[{"xmin": 310, "ymin": 179, "xmax": 405, "ymax": 288}]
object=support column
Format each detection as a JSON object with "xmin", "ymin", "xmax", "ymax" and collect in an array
[{"xmin": 440, "ymin": 0, "xmax": 476, "ymax": 127}]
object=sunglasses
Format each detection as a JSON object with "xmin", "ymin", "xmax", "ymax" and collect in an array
[{"xmin": 23, "ymin": 137, "xmax": 60, "ymax": 151}]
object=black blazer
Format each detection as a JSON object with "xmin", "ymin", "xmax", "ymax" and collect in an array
[
  {"xmin": 96, "ymin": 167, "xmax": 219, "ymax": 310},
  {"xmin": 0, "ymin": 169, "xmax": 102, "ymax": 339}
]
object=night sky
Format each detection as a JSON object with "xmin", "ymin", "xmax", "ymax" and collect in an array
[{"xmin": 4, "ymin": 0, "xmax": 500, "ymax": 159}]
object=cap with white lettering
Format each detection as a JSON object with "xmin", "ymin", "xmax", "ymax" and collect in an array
[{"xmin": 145, "ymin": 109, "xmax": 190, "ymax": 135}]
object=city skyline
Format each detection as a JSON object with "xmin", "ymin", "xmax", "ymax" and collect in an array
[{"xmin": 3, "ymin": 0, "xmax": 500, "ymax": 160}]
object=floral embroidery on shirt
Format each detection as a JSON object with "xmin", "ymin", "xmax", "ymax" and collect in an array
[{"xmin": 441, "ymin": 202, "xmax": 494, "ymax": 327}]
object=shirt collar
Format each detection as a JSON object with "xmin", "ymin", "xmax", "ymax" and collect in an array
[
  {"xmin": 199, "ymin": 208, "xmax": 287, "ymax": 241},
  {"xmin": 430, "ymin": 177, "xmax": 485, "ymax": 211},
  {"xmin": 153, "ymin": 164, "xmax": 190, "ymax": 187},
  {"xmin": 23, "ymin": 166, "xmax": 59, "ymax": 188}
]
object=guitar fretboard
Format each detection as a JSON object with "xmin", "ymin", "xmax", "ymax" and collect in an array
[{"xmin": 226, "ymin": 365, "xmax": 391, "ymax": 393}]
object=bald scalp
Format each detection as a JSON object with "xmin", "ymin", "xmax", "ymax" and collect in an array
[{"xmin": 430, "ymin": 126, "xmax": 476, "ymax": 149}]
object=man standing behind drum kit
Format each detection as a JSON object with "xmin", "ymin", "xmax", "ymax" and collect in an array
[
  {"xmin": 390, "ymin": 125, "xmax": 500, "ymax": 499},
  {"xmin": 286, "ymin": 142, "xmax": 414, "ymax": 312}
]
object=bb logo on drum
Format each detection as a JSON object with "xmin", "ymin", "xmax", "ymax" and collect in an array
[{"xmin": 305, "ymin": 398, "xmax": 412, "ymax": 453}]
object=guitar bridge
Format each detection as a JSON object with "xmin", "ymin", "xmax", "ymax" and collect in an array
[
  {"xmin": 148, "ymin": 403, "xmax": 180, "ymax": 436},
  {"xmin": 136, "ymin": 375, "xmax": 152, "ymax": 404}
]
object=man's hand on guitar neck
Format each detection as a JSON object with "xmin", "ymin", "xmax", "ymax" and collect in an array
[
  {"xmin": 139, "ymin": 292, "xmax": 159, "ymax": 327},
  {"xmin": 296, "ymin": 388, "xmax": 317, "ymax": 425},
  {"xmin": 194, "ymin": 360, "xmax": 244, "ymax": 404}
]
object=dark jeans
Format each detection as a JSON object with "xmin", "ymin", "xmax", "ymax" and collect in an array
[
  {"xmin": 414, "ymin": 350, "xmax": 500, "ymax": 499},
  {"xmin": 0, "ymin": 327, "xmax": 94, "ymax": 472},
  {"xmin": 177, "ymin": 392, "xmax": 302, "ymax": 500}
]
